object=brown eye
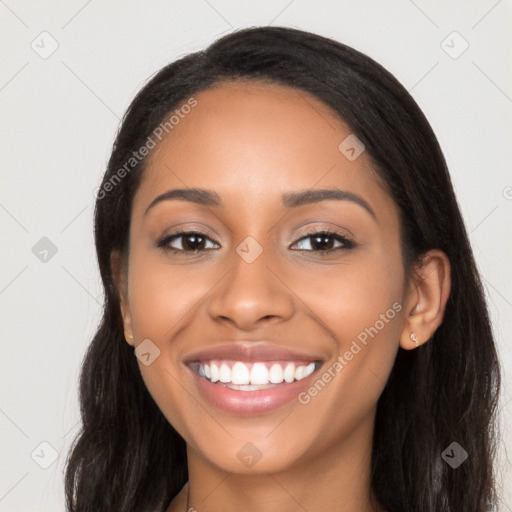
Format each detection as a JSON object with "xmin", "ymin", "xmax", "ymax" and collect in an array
[
  {"xmin": 157, "ymin": 231, "xmax": 219, "ymax": 254},
  {"xmin": 291, "ymin": 230, "xmax": 355, "ymax": 254}
]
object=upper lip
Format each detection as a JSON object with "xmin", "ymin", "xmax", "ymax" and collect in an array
[{"xmin": 183, "ymin": 342, "xmax": 323, "ymax": 364}]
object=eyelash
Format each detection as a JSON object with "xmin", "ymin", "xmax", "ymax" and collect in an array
[{"xmin": 156, "ymin": 229, "xmax": 356, "ymax": 257}]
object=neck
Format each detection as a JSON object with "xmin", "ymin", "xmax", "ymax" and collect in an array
[{"xmin": 170, "ymin": 411, "xmax": 384, "ymax": 512}]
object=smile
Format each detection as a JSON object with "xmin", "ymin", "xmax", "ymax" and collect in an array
[
  {"xmin": 191, "ymin": 360, "xmax": 319, "ymax": 390},
  {"xmin": 184, "ymin": 342, "xmax": 324, "ymax": 415},
  {"xmin": 187, "ymin": 359, "xmax": 322, "ymax": 415}
]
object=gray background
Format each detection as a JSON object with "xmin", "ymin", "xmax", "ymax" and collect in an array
[{"xmin": 1, "ymin": 0, "xmax": 511, "ymax": 510}]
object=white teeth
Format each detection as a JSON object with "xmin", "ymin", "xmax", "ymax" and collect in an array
[
  {"xmin": 269, "ymin": 363, "xmax": 284, "ymax": 383},
  {"xmin": 250, "ymin": 363, "xmax": 269, "ymax": 385},
  {"xmin": 210, "ymin": 362, "xmax": 219, "ymax": 383},
  {"xmin": 283, "ymin": 363, "xmax": 295, "ymax": 383},
  {"xmin": 303, "ymin": 362, "xmax": 315, "ymax": 379},
  {"xmin": 219, "ymin": 363, "xmax": 231, "ymax": 383},
  {"xmin": 294, "ymin": 365, "xmax": 305, "ymax": 380},
  {"xmin": 198, "ymin": 360, "xmax": 317, "ymax": 386},
  {"xmin": 231, "ymin": 361, "xmax": 250, "ymax": 385}
]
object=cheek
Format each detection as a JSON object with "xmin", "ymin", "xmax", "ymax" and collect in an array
[
  {"xmin": 291, "ymin": 251, "xmax": 405, "ymax": 394},
  {"xmin": 294, "ymin": 254, "xmax": 404, "ymax": 343},
  {"xmin": 289, "ymin": 259, "xmax": 404, "ymax": 444},
  {"xmin": 127, "ymin": 251, "xmax": 210, "ymax": 339},
  {"xmin": 125, "ymin": 254, "xmax": 196, "ymax": 435},
  {"xmin": 125, "ymin": 250, "xmax": 226, "ymax": 434}
]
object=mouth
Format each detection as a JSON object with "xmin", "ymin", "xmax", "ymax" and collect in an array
[
  {"xmin": 184, "ymin": 343, "xmax": 324, "ymax": 415},
  {"xmin": 189, "ymin": 359, "xmax": 320, "ymax": 390}
]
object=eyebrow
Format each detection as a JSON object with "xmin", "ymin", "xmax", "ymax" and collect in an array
[{"xmin": 144, "ymin": 187, "xmax": 376, "ymax": 219}]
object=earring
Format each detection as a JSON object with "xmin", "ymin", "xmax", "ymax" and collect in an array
[
  {"xmin": 125, "ymin": 332, "xmax": 134, "ymax": 344},
  {"xmin": 410, "ymin": 332, "xmax": 419, "ymax": 346}
]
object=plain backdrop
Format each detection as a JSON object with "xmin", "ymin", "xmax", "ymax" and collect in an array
[{"xmin": 1, "ymin": 1, "xmax": 511, "ymax": 510}]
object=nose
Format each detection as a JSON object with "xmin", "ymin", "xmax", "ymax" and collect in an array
[{"xmin": 207, "ymin": 246, "xmax": 295, "ymax": 331}]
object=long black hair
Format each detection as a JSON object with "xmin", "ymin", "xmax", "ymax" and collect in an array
[{"xmin": 64, "ymin": 26, "xmax": 501, "ymax": 512}]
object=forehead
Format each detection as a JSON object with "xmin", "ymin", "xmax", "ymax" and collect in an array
[{"xmin": 134, "ymin": 80, "xmax": 395, "ymax": 222}]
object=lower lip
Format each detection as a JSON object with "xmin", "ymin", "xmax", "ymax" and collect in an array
[{"xmin": 188, "ymin": 365, "xmax": 320, "ymax": 416}]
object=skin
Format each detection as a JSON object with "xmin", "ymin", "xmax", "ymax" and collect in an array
[{"xmin": 112, "ymin": 80, "xmax": 451, "ymax": 512}]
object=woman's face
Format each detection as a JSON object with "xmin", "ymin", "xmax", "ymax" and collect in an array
[{"xmin": 119, "ymin": 80, "xmax": 411, "ymax": 475}]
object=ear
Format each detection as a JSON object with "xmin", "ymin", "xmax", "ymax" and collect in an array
[
  {"xmin": 399, "ymin": 249, "xmax": 451, "ymax": 350},
  {"xmin": 111, "ymin": 249, "xmax": 134, "ymax": 347}
]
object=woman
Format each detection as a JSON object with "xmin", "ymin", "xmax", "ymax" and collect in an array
[{"xmin": 64, "ymin": 26, "xmax": 501, "ymax": 512}]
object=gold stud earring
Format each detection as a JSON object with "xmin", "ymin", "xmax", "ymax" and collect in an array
[
  {"xmin": 125, "ymin": 332, "xmax": 134, "ymax": 344},
  {"xmin": 410, "ymin": 332, "xmax": 418, "ymax": 346}
]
